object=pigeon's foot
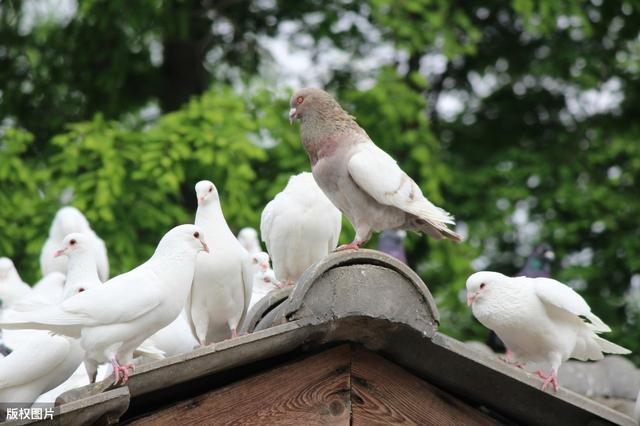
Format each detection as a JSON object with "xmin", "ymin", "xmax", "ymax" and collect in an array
[
  {"xmin": 336, "ymin": 240, "xmax": 361, "ymax": 251},
  {"xmin": 111, "ymin": 360, "xmax": 135, "ymax": 385},
  {"xmin": 499, "ymin": 349, "xmax": 525, "ymax": 369},
  {"xmin": 231, "ymin": 328, "xmax": 238, "ymax": 339},
  {"xmin": 276, "ymin": 279, "xmax": 294, "ymax": 289},
  {"xmin": 535, "ymin": 369, "xmax": 558, "ymax": 392}
]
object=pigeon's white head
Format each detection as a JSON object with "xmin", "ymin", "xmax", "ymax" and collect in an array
[
  {"xmin": 158, "ymin": 224, "xmax": 209, "ymax": 255},
  {"xmin": 55, "ymin": 233, "xmax": 94, "ymax": 259},
  {"xmin": 51, "ymin": 206, "xmax": 90, "ymax": 239},
  {"xmin": 238, "ymin": 227, "xmax": 258, "ymax": 243},
  {"xmin": 195, "ymin": 180, "xmax": 219, "ymax": 206},
  {"xmin": 251, "ymin": 251, "xmax": 270, "ymax": 271},
  {"xmin": 0, "ymin": 257, "xmax": 16, "ymax": 281},
  {"xmin": 465, "ymin": 271, "xmax": 508, "ymax": 307}
]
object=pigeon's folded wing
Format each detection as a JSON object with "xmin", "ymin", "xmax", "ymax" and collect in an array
[
  {"xmin": 532, "ymin": 277, "xmax": 611, "ymax": 332},
  {"xmin": 260, "ymin": 198, "xmax": 277, "ymax": 252},
  {"xmin": 0, "ymin": 336, "xmax": 72, "ymax": 389},
  {"xmin": 347, "ymin": 144, "xmax": 455, "ymax": 225},
  {"xmin": 1, "ymin": 268, "xmax": 164, "ymax": 335}
]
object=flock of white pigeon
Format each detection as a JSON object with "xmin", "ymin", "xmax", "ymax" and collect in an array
[{"xmin": 0, "ymin": 88, "xmax": 637, "ymax": 417}]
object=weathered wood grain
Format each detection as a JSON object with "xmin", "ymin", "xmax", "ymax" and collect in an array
[
  {"xmin": 130, "ymin": 345, "xmax": 351, "ymax": 426},
  {"xmin": 350, "ymin": 347, "xmax": 499, "ymax": 426}
]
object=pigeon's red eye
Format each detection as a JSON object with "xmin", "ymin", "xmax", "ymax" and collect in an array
[
  {"xmin": 296, "ymin": 96, "xmax": 304, "ymax": 105},
  {"xmin": 193, "ymin": 232, "xmax": 200, "ymax": 238},
  {"xmin": 480, "ymin": 283, "xmax": 486, "ymax": 289},
  {"xmin": 70, "ymin": 239, "xmax": 76, "ymax": 246}
]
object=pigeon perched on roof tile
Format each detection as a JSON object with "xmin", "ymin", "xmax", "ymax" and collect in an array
[
  {"xmin": 261, "ymin": 172, "xmax": 341, "ymax": 285},
  {"xmin": 289, "ymin": 88, "xmax": 462, "ymax": 250},
  {"xmin": 185, "ymin": 181, "xmax": 253, "ymax": 345},
  {"xmin": 467, "ymin": 271, "xmax": 630, "ymax": 392},
  {"xmin": 0, "ymin": 225, "xmax": 207, "ymax": 385}
]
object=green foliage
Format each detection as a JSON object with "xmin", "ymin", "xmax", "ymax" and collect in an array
[{"xmin": 1, "ymin": 0, "xmax": 639, "ymax": 362}]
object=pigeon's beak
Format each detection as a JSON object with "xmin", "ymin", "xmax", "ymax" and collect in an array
[
  {"xmin": 54, "ymin": 248, "xmax": 67, "ymax": 258},
  {"xmin": 466, "ymin": 292, "xmax": 477, "ymax": 307},
  {"xmin": 289, "ymin": 107, "xmax": 297, "ymax": 125},
  {"xmin": 197, "ymin": 196, "xmax": 205, "ymax": 205},
  {"xmin": 260, "ymin": 262, "xmax": 269, "ymax": 270},
  {"xmin": 200, "ymin": 241, "xmax": 209, "ymax": 253}
]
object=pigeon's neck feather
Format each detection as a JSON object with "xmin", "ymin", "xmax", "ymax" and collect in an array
[
  {"xmin": 148, "ymin": 248, "xmax": 198, "ymax": 294},
  {"xmin": 300, "ymin": 109, "xmax": 367, "ymax": 166},
  {"xmin": 195, "ymin": 202, "xmax": 238, "ymax": 246}
]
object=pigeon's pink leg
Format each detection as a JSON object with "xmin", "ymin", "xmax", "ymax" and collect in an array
[
  {"xmin": 499, "ymin": 349, "xmax": 525, "ymax": 369},
  {"xmin": 231, "ymin": 328, "xmax": 238, "ymax": 338},
  {"xmin": 336, "ymin": 240, "xmax": 362, "ymax": 251},
  {"xmin": 535, "ymin": 369, "xmax": 559, "ymax": 392},
  {"xmin": 111, "ymin": 359, "xmax": 132, "ymax": 385}
]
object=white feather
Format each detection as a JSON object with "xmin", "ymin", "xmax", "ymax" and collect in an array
[{"xmin": 260, "ymin": 172, "xmax": 341, "ymax": 283}]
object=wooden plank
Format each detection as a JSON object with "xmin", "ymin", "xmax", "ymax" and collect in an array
[
  {"xmin": 351, "ymin": 347, "xmax": 500, "ymax": 426},
  {"xmin": 130, "ymin": 344, "xmax": 351, "ymax": 426}
]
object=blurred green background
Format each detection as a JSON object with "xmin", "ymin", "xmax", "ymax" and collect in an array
[{"xmin": 1, "ymin": 0, "xmax": 638, "ymax": 359}]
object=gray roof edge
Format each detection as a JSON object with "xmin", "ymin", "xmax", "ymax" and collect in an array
[{"xmin": 279, "ymin": 249, "xmax": 440, "ymax": 326}]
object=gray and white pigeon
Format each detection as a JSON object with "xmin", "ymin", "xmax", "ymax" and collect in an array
[
  {"xmin": 0, "ymin": 225, "xmax": 208, "ymax": 384},
  {"xmin": 237, "ymin": 227, "xmax": 262, "ymax": 254},
  {"xmin": 0, "ymin": 257, "xmax": 31, "ymax": 308},
  {"xmin": 40, "ymin": 206, "xmax": 109, "ymax": 282},
  {"xmin": 466, "ymin": 271, "xmax": 631, "ymax": 392},
  {"xmin": 185, "ymin": 180, "xmax": 253, "ymax": 345},
  {"xmin": 289, "ymin": 88, "xmax": 462, "ymax": 250},
  {"xmin": 261, "ymin": 172, "xmax": 341, "ymax": 284}
]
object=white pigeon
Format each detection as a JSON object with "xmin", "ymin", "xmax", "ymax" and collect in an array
[
  {"xmin": 0, "ymin": 257, "xmax": 31, "ymax": 308},
  {"xmin": 0, "ymin": 331, "xmax": 84, "ymax": 406},
  {"xmin": 466, "ymin": 271, "xmax": 631, "ymax": 392},
  {"xmin": 0, "ymin": 224, "xmax": 208, "ymax": 384},
  {"xmin": 185, "ymin": 180, "xmax": 253, "ymax": 345},
  {"xmin": 249, "ymin": 268, "xmax": 279, "ymax": 310},
  {"xmin": 40, "ymin": 206, "xmax": 110, "ymax": 282},
  {"xmin": 237, "ymin": 227, "xmax": 261, "ymax": 254},
  {"xmin": 261, "ymin": 172, "xmax": 342, "ymax": 285},
  {"xmin": 0, "ymin": 264, "xmax": 89, "ymax": 406}
]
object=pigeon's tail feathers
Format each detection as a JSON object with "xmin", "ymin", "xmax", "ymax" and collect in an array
[
  {"xmin": 135, "ymin": 340, "xmax": 165, "ymax": 360},
  {"xmin": 410, "ymin": 216, "xmax": 463, "ymax": 242},
  {"xmin": 571, "ymin": 332, "xmax": 607, "ymax": 361},
  {"xmin": 594, "ymin": 335, "xmax": 631, "ymax": 355},
  {"xmin": 0, "ymin": 308, "xmax": 84, "ymax": 338},
  {"xmin": 584, "ymin": 312, "xmax": 611, "ymax": 333}
]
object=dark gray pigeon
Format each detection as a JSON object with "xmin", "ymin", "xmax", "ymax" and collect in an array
[
  {"xmin": 517, "ymin": 243, "xmax": 555, "ymax": 278},
  {"xmin": 377, "ymin": 230, "xmax": 408, "ymax": 264},
  {"xmin": 486, "ymin": 243, "xmax": 555, "ymax": 353}
]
